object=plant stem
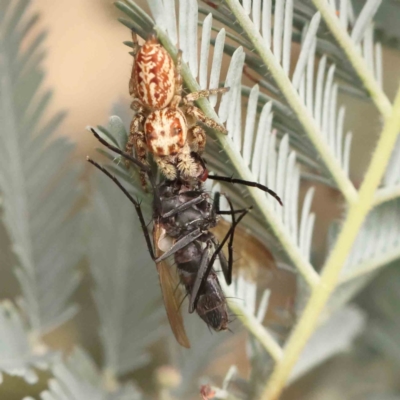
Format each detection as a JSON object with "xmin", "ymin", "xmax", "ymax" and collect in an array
[
  {"xmin": 224, "ymin": 0, "xmax": 358, "ymax": 205},
  {"xmin": 312, "ymin": 0, "xmax": 392, "ymax": 119},
  {"xmin": 260, "ymin": 85, "xmax": 400, "ymax": 400},
  {"xmin": 156, "ymin": 27, "xmax": 320, "ymax": 288}
]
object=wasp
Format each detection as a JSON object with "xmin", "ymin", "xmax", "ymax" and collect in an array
[{"xmin": 88, "ymin": 129, "xmax": 281, "ymax": 347}]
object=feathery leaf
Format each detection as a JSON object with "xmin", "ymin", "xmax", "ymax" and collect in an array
[{"xmin": 0, "ymin": 0, "xmax": 82, "ymax": 336}]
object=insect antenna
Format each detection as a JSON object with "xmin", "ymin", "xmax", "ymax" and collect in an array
[
  {"xmin": 87, "ymin": 157, "xmax": 155, "ymax": 260},
  {"xmin": 208, "ymin": 174, "xmax": 283, "ymax": 206}
]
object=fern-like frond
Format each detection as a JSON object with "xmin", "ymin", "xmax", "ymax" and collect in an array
[
  {"xmin": 0, "ymin": 301, "xmax": 55, "ymax": 385},
  {"xmin": 0, "ymin": 0, "xmax": 82, "ymax": 337},
  {"xmin": 36, "ymin": 348, "xmax": 142, "ymax": 400},
  {"xmin": 88, "ymin": 118, "xmax": 165, "ymax": 378}
]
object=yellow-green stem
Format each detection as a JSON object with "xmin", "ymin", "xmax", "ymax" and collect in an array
[
  {"xmin": 312, "ymin": 0, "xmax": 392, "ymax": 119},
  {"xmin": 260, "ymin": 85, "xmax": 400, "ymax": 400}
]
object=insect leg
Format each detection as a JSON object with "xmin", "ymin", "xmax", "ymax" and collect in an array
[
  {"xmin": 220, "ymin": 196, "xmax": 238, "ymax": 285},
  {"xmin": 208, "ymin": 174, "xmax": 283, "ymax": 206},
  {"xmin": 155, "ymin": 228, "xmax": 203, "ymax": 263},
  {"xmin": 213, "ymin": 191, "xmax": 249, "ymax": 215},
  {"xmin": 210, "ymin": 234, "xmax": 230, "ymax": 285},
  {"xmin": 191, "ymin": 207, "xmax": 251, "ymax": 310},
  {"xmin": 188, "ymin": 241, "xmax": 213, "ymax": 313},
  {"xmin": 210, "ymin": 195, "xmax": 238, "ymax": 285},
  {"xmin": 87, "ymin": 157, "xmax": 156, "ymax": 260}
]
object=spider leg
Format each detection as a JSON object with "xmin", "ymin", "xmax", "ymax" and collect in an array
[
  {"xmin": 154, "ymin": 155, "xmax": 178, "ymax": 181},
  {"xmin": 188, "ymin": 125, "xmax": 206, "ymax": 154},
  {"xmin": 183, "ymin": 87, "xmax": 229, "ymax": 104},
  {"xmin": 126, "ymin": 114, "xmax": 149, "ymax": 189},
  {"xmin": 129, "ymin": 31, "xmax": 141, "ymax": 97},
  {"xmin": 185, "ymin": 105, "xmax": 227, "ymax": 134},
  {"xmin": 176, "ymin": 143, "xmax": 200, "ymax": 180}
]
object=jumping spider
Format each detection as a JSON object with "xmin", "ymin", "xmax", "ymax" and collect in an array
[{"xmin": 126, "ymin": 32, "xmax": 228, "ymax": 187}]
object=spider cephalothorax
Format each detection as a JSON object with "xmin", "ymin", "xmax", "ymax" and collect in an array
[{"xmin": 126, "ymin": 32, "xmax": 228, "ymax": 187}]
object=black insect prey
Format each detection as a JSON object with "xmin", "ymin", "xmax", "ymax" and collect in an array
[{"xmin": 87, "ymin": 128, "xmax": 281, "ymax": 348}]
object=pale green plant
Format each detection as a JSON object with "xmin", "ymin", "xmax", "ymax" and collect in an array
[{"xmin": 1, "ymin": 0, "xmax": 400, "ymax": 399}]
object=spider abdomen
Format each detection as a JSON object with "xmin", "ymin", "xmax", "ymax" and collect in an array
[{"xmin": 133, "ymin": 38, "xmax": 175, "ymax": 109}]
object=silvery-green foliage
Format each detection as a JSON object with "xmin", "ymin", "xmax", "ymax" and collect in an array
[
  {"xmin": 0, "ymin": 301, "xmax": 56, "ymax": 385},
  {"xmin": 1, "ymin": 0, "xmax": 399, "ymax": 397},
  {"xmin": 88, "ymin": 120, "xmax": 166, "ymax": 377},
  {"xmin": 35, "ymin": 348, "xmax": 142, "ymax": 400},
  {"xmin": 289, "ymin": 306, "xmax": 366, "ymax": 382},
  {"xmin": 171, "ymin": 316, "xmax": 231, "ymax": 399},
  {"xmin": 112, "ymin": 0, "xmax": 400, "ymax": 395},
  {"xmin": 361, "ymin": 265, "xmax": 400, "ymax": 370},
  {"xmin": 0, "ymin": 1, "xmax": 82, "ymax": 336}
]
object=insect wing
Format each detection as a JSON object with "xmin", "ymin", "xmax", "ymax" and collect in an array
[{"xmin": 153, "ymin": 222, "xmax": 190, "ymax": 348}]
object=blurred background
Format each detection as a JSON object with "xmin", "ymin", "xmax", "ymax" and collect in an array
[{"xmin": 1, "ymin": 0, "xmax": 400, "ymax": 399}]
